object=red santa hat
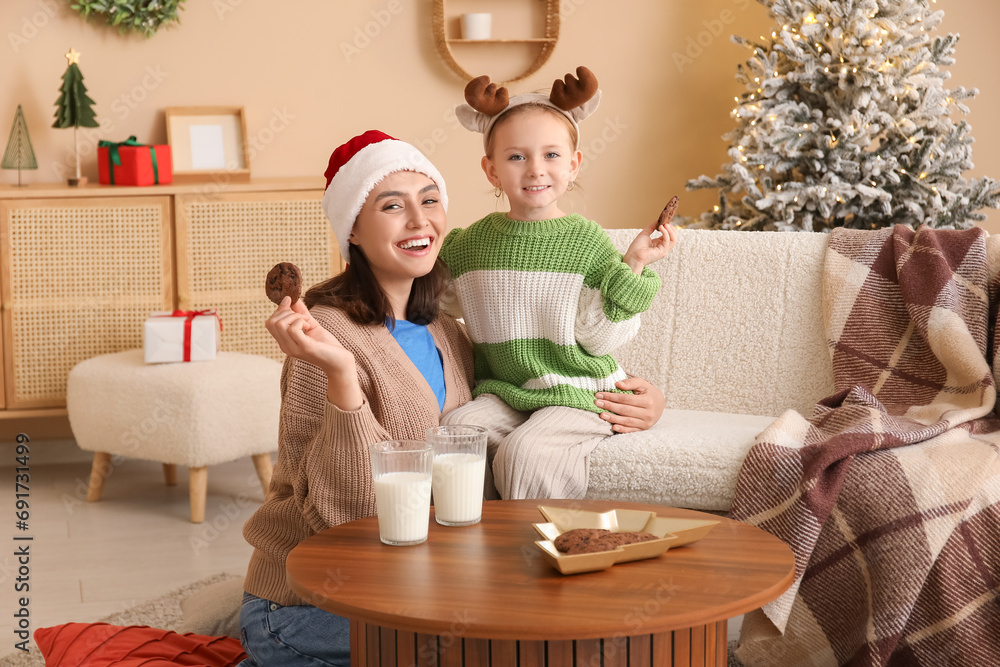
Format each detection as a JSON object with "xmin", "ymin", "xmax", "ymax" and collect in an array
[{"xmin": 321, "ymin": 130, "xmax": 449, "ymax": 259}]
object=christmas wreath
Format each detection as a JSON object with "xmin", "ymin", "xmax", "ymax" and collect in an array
[{"xmin": 70, "ymin": 0, "xmax": 186, "ymax": 37}]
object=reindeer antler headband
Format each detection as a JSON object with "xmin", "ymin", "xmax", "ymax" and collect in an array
[{"xmin": 455, "ymin": 66, "xmax": 601, "ymax": 151}]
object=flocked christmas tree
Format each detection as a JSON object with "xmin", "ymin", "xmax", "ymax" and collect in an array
[
  {"xmin": 53, "ymin": 48, "xmax": 99, "ymax": 186},
  {"xmin": 2, "ymin": 105, "xmax": 38, "ymax": 186},
  {"xmin": 687, "ymin": 0, "xmax": 1000, "ymax": 231}
]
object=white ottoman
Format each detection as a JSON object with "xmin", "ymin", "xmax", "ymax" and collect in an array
[{"xmin": 66, "ymin": 349, "xmax": 282, "ymax": 522}]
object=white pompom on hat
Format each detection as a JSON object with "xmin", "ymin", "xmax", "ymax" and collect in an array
[{"xmin": 321, "ymin": 130, "xmax": 449, "ymax": 260}]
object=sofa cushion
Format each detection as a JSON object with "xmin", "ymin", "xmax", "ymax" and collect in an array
[
  {"xmin": 587, "ymin": 408, "xmax": 776, "ymax": 511},
  {"xmin": 605, "ymin": 228, "xmax": 834, "ymax": 418}
]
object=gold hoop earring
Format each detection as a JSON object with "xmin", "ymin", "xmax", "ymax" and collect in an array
[
  {"xmin": 494, "ymin": 185, "xmax": 503, "ymax": 198},
  {"xmin": 567, "ymin": 181, "xmax": 576, "ymax": 192}
]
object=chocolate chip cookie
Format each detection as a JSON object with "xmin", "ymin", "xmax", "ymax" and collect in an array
[{"xmin": 265, "ymin": 262, "xmax": 302, "ymax": 305}]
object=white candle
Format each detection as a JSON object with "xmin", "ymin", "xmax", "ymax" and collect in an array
[{"xmin": 460, "ymin": 13, "xmax": 492, "ymax": 40}]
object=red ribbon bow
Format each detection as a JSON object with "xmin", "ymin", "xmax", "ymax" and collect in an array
[{"xmin": 152, "ymin": 309, "xmax": 223, "ymax": 362}]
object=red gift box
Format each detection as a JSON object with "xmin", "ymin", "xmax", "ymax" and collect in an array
[{"xmin": 98, "ymin": 136, "xmax": 173, "ymax": 186}]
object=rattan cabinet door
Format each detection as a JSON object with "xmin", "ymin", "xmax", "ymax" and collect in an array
[
  {"xmin": 175, "ymin": 190, "xmax": 339, "ymax": 361},
  {"xmin": 0, "ymin": 196, "xmax": 174, "ymax": 409}
]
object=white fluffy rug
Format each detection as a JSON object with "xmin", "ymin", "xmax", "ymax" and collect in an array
[{"xmin": 0, "ymin": 573, "xmax": 240, "ymax": 667}]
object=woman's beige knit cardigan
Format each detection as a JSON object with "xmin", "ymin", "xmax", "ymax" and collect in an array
[{"xmin": 243, "ymin": 305, "xmax": 474, "ymax": 606}]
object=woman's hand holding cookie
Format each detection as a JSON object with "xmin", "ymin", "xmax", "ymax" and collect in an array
[
  {"xmin": 265, "ymin": 297, "xmax": 345, "ymax": 365},
  {"xmin": 264, "ymin": 264, "xmax": 364, "ymax": 410},
  {"xmin": 265, "ymin": 262, "xmax": 303, "ymax": 305}
]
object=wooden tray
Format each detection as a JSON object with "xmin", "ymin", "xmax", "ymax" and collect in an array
[{"xmin": 532, "ymin": 505, "xmax": 719, "ymax": 575}]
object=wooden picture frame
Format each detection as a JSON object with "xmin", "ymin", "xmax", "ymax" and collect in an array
[{"xmin": 165, "ymin": 106, "xmax": 250, "ymax": 183}]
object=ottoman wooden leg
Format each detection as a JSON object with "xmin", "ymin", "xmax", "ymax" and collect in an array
[
  {"xmin": 87, "ymin": 452, "xmax": 113, "ymax": 502},
  {"xmin": 189, "ymin": 466, "xmax": 208, "ymax": 523},
  {"xmin": 163, "ymin": 463, "xmax": 178, "ymax": 486},
  {"xmin": 252, "ymin": 453, "xmax": 273, "ymax": 495}
]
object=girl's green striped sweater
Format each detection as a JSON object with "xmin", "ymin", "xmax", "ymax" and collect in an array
[{"xmin": 440, "ymin": 212, "xmax": 660, "ymax": 413}]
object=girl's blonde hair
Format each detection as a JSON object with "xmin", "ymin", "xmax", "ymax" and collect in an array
[{"xmin": 484, "ymin": 102, "xmax": 580, "ymax": 158}]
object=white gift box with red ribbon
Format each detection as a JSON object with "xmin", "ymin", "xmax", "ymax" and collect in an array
[{"xmin": 143, "ymin": 310, "xmax": 222, "ymax": 364}]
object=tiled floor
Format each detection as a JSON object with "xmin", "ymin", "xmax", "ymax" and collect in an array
[{"xmin": 0, "ymin": 454, "xmax": 265, "ymax": 646}]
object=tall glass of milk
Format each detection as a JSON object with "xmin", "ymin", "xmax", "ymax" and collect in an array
[
  {"xmin": 427, "ymin": 425, "xmax": 487, "ymax": 526},
  {"xmin": 368, "ymin": 440, "xmax": 433, "ymax": 546}
]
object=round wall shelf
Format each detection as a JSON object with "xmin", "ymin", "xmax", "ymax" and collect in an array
[{"xmin": 432, "ymin": 0, "xmax": 560, "ymax": 84}]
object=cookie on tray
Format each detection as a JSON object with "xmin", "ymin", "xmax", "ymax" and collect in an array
[{"xmin": 554, "ymin": 528, "xmax": 658, "ymax": 555}]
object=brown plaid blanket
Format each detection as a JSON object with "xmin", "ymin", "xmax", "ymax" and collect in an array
[{"xmin": 732, "ymin": 225, "xmax": 1000, "ymax": 666}]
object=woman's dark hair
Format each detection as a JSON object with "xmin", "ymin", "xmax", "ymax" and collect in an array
[{"xmin": 303, "ymin": 243, "xmax": 447, "ymax": 326}]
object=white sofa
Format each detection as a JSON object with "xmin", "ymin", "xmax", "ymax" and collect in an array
[{"xmin": 588, "ymin": 229, "xmax": 836, "ymax": 512}]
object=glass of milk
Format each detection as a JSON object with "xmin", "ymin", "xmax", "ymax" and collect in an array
[
  {"xmin": 368, "ymin": 440, "xmax": 433, "ymax": 546},
  {"xmin": 427, "ymin": 425, "xmax": 487, "ymax": 526}
]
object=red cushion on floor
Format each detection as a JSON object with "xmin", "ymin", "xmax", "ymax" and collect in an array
[{"xmin": 34, "ymin": 623, "xmax": 245, "ymax": 666}]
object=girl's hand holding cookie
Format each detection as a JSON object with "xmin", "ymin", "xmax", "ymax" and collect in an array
[{"xmin": 623, "ymin": 196, "xmax": 680, "ymax": 274}]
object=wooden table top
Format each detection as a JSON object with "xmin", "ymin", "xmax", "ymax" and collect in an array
[{"xmin": 286, "ymin": 499, "xmax": 795, "ymax": 641}]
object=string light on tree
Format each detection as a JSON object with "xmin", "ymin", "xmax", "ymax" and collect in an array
[{"xmin": 685, "ymin": 0, "xmax": 999, "ymax": 231}]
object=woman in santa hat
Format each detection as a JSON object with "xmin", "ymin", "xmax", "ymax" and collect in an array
[{"xmin": 237, "ymin": 130, "xmax": 664, "ymax": 666}]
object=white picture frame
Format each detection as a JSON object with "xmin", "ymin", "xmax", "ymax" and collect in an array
[{"xmin": 165, "ymin": 106, "xmax": 250, "ymax": 183}]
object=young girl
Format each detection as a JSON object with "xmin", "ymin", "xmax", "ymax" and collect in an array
[{"xmin": 441, "ymin": 67, "xmax": 679, "ymax": 500}]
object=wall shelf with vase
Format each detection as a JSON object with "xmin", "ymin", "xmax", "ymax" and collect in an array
[{"xmin": 432, "ymin": 0, "xmax": 560, "ymax": 84}]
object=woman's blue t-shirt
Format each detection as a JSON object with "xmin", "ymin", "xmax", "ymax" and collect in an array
[{"xmin": 387, "ymin": 319, "xmax": 446, "ymax": 411}]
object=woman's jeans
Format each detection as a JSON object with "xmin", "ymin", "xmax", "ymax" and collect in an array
[{"xmin": 237, "ymin": 592, "xmax": 350, "ymax": 667}]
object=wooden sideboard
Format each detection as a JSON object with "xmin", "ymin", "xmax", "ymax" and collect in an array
[{"xmin": 0, "ymin": 177, "xmax": 340, "ymax": 420}]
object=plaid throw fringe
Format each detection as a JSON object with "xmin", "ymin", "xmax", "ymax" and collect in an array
[{"xmin": 732, "ymin": 225, "xmax": 1000, "ymax": 666}]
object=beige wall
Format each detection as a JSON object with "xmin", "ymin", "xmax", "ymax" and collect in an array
[{"xmin": 3, "ymin": 0, "xmax": 999, "ymax": 232}]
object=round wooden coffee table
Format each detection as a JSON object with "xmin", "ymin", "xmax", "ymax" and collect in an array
[{"xmin": 286, "ymin": 499, "xmax": 794, "ymax": 667}]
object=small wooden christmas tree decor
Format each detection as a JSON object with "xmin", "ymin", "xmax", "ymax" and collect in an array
[
  {"xmin": 2, "ymin": 105, "xmax": 38, "ymax": 186},
  {"xmin": 53, "ymin": 48, "xmax": 99, "ymax": 186}
]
